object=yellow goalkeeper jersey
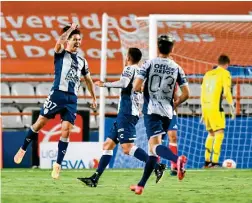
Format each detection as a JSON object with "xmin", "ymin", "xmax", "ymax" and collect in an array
[{"xmin": 201, "ymin": 66, "xmax": 233, "ymax": 112}]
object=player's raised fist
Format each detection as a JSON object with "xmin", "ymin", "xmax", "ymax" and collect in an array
[{"xmin": 70, "ymin": 23, "xmax": 78, "ymax": 30}]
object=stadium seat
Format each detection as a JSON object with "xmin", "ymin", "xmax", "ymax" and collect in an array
[
  {"xmin": 22, "ymin": 107, "xmax": 41, "ymax": 127},
  {"xmin": 85, "ymin": 86, "xmax": 109, "ymax": 104},
  {"xmin": 105, "ymin": 105, "xmax": 118, "ymax": 114},
  {"xmin": 1, "ymin": 106, "xmax": 24, "ymax": 128},
  {"xmin": 11, "ymin": 83, "xmax": 36, "ymax": 103},
  {"xmin": 177, "ymin": 105, "xmax": 193, "ymax": 115},
  {"xmin": 187, "ymin": 83, "xmax": 201, "ymax": 105},
  {"xmin": 77, "ymin": 87, "xmax": 86, "ymax": 104},
  {"xmin": 110, "ymin": 88, "xmax": 121, "ymax": 104},
  {"xmin": 233, "ymin": 84, "xmax": 252, "ymax": 105},
  {"xmin": 90, "ymin": 115, "xmax": 99, "ymax": 129},
  {"xmin": 36, "ymin": 83, "xmax": 52, "ymax": 103},
  {"xmin": 1, "ymin": 83, "xmax": 12, "ymax": 103}
]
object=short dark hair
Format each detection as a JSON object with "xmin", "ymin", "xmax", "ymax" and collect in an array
[
  {"xmin": 218, "ymin": 54, "xmax": 230, "ymax": 65},
  {"xmin": 62, "ymin": 25, "xmax": 81, "ymax": 40},
  {"xmin": 158, "ymin": 34, "xmax": 174, "ymax": 55},
  {"xmin": 128, "ymin": 48, "xmax": 142, "ymax": 64}
]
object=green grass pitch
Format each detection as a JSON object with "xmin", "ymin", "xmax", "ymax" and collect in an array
[{"xmin": 1, "ymin": 169, "xmax": 252, "ymax": 203}]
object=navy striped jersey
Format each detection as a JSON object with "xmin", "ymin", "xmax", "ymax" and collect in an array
[
  {"xmin": 137, "ymin": 57, "xmax": 188, "ymax": 119},
  {"xmin": 51, "ymin": 50, "xmax": 89, "ymax": 95},
  {"xmin": 118, "ymin": 65, "xmax": 142, "ymax": 117}
]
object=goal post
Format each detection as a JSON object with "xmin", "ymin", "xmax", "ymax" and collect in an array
[
  {"xmin": 100, "ymin": 14, "xmax": 252, "ymax": 168},
  {"xmin": 136, "ymin": 14, "xmax": 252, "ymax": 59},
  {"xmin": 99, "ymin": 13, "xmax": 108, "ymax": 143}
]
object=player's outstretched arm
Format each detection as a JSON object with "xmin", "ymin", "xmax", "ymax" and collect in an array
[
  {"xmin": 54, "ymin": 23, "xmax": 78, "ymax": 53},
  {"xmin": 95, "ymin": 77, "xmax": 130, "ymax": 88},
  {"xmin": 174, "ymin": 85, "xmax": 190, "ymax": 109},
  {"xmin": 84, "ymin": 74, "xmax": 97, "ymax": 109}
]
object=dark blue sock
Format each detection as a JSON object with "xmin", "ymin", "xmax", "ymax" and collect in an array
[
  {"xmin": 56, "ymin": 140, "xmax": 69, "ymax": 165},
  {"xmin": 155, "ymin": 145, "xmax": 178, "ymax": 163},
  {"xmin": 134, "ymin": 147, "xmax": 149, "ymax": 162},
  {"xmin": 21, "ymin": 127, "xmax": 38, "ymax": 151},
  {"xmin": 96, "ymin": 155, "xmax": 112, "ymax": 176},
  {"xmin": 138, "ymin": 156, "xmax": 158, "ymax": 187}
]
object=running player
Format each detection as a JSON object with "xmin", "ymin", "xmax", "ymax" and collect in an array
[
  {"xmin": 131, "ymin": 34, "xmax": 190, "ymax": 195},
  {"xmin": 201, "ymin": 55, "xmax": 235, "ymax": 168},
  {"xmin": 77, "ymin": 48, "xmax": 165, "ymax": 187},
  {"xmin": 14, "ymin": 23, "xmax": 97, "ymax": 179}
]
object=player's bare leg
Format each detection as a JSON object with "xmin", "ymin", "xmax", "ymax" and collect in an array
[
  {"xmin": 14, "ymin": 116, "xmax": 48, "ymax": 164},
  {"xmin": 131, "ymin": 134, "xmax": 187, "ymax": 195},
  {"xmin": 51, "ymin": 121, "xmax": 72, "ymax": 179},
  {"xmin": 78, "ymin": 138, "xmax": 116, "ymax": 187},
  {"xmin": 121, "ymin": 143, "xmax": 166, "ymax": 184}
]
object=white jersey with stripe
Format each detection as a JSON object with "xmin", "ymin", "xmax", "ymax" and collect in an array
[
  {"xmin": 117, "ymin": 65, "xmax": 142, "ymax": 117},
  {"xmin": 51, "ymin": 50, "xmax": 89, "ymax": 95},
  {"xmin": 137, "ymin": 57, "xmax": 188, "ymax": 119}
]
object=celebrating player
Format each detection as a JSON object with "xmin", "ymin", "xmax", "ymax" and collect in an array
[
  {"xmin": 77, "ymin": 48, "xmax": 166, "ymax": 187},
  {"xmin": 131, "ymin": 34, "xmax": 190, "ymax": 195},
  {"xmin": 201, "ymin": 55, "xmax": 235, "ymax": 168},
  {"xmin": 14, "ymin": 23, "xmax": 97, "ymax": 179}
]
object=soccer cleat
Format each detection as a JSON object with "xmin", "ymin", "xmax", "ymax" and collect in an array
[
  {"xmin": 14, "ymin": 148, "xmax": 26, "ymax": 164},
  {"xmin": 177, "ymin": 155, "xmax": 187, "ymax": 181},
  {"xmin": 130, "ymin": 185, "xmax": 144, "ymax": 195},
  {"xmin": 154, "ymin": 163, "xmax": 166, "ymax": 183},
  {"xmin": 77, "ymin": 177, "xmax": 98, "ymax": 187},
  {"xmin": 51, "ymin": 162, "xmax": 61, "ymax": 179}
]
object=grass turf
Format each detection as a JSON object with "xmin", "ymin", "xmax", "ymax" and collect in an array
[{"xmin": 1, "ymin": 169, "xmax": 252, "ymax": 203}]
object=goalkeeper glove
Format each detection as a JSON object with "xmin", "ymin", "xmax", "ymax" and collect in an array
[{"xmin": 230, "ymin": 104, "xmax": 236, "ymax": 120}]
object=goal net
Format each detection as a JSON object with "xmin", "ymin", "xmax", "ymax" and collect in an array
[{"xmin": 109, "ymin": 15, "xmax": 252, "ymax": 168}]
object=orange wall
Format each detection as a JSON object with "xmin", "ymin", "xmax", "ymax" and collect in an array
[{"xmin": 1, "ymin": 2, "xmax": 252, "ymax": 75}]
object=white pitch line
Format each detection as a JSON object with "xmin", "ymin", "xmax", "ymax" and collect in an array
[{"xmin": 1, "ymin": 169, "xmax": 252, "ymax": 173}]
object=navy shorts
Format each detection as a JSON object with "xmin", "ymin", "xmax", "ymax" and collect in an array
[
  {"xmin": 144, "ymin": 114, "xmax": 171, "ymax": 140},
  {"xmin": 168, "ymin": 115, "xmax": 178, "ymax": 131},
  {"xmin": 108, "ymin": 114, "xmax": 139, "ymax": 144},
  {"xmin": 40, "ymin": 90, "xmax": 77, "ymax": 125}
]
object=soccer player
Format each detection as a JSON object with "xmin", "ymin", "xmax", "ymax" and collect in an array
[
  {"xmin": 201, "ymin": 55, "xmax": 235, "ymax": 168},
  {"xmin": 131, "ymin": 34, "xmax": 190, "ymax": 195},
  {"xmin": 77, "ymin": 48, "xmax": 166, "ymax": 187},
  {"xmin": 14, "ymin": 23, "xmax": 97, "ymax": 179}
]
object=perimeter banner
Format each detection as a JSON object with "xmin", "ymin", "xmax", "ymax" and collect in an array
[{"xmin": 1, "ymin": 2, "xmax": 252, "ymax": 74}]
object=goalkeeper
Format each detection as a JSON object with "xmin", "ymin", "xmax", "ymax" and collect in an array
[{"xmin": 201, "ymin": 54, "xmax": 235, "ymax": 168}]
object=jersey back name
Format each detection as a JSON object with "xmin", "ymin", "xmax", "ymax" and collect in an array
[
  {"xmin": 138, "ymin": 57, "xmax": 188, "ymax": 118},
  {"xmin": 52, "ymin": 50, "xmax": 89, "ymax": 96}
]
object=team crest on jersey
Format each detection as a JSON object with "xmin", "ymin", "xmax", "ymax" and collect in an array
[{"xmin": 66, "ymin": 68, "xmax": 79, "ymax": 83}]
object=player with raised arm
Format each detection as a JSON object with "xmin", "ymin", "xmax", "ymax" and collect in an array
[
  {"xmin": 201, "ymin": 55, "xmax": 235, "ymax": 168},
  {"xmin": 77, "ymin": 48, "xmax": 166, "ymax": 187},
  {"xmin": 14, "ymin": 23, "xmax": 97, "ymax": 179},
  {"xmin": 131, "ymin": 34, "xmax": 190, "ymax": 195}
]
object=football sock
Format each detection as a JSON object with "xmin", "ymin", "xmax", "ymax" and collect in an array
[
  {"xmin": 129, "ymin": 146, "xmax": 148, "ymax": 162},
  {"xmin": 56, "ymin": 137, "xmax": 69, "ymax": 165},
  {"xmin": 21, "ymin": 126, "xmax": 38, "ymax": 151},
  {"xmin": 205, "ymin": 134, "xmax": 214, "ymax": 162},
  {"xmin": 169, "ymin": 143, "xmax": 178, "ymax": 169},
  {"xmin": 212, "ymin": 131, "xmax": 224, "ymax": 164},
  {"xmin": 154, "ymin": 145, "xmax": 178, "ymax": 163},
  {"xmin": 95, "ymin": 150, "xmax": 113, "ymax": 177},
  {"xmin": 138, "ymin": 156, "xmax": 158, "ymax": 187}
]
